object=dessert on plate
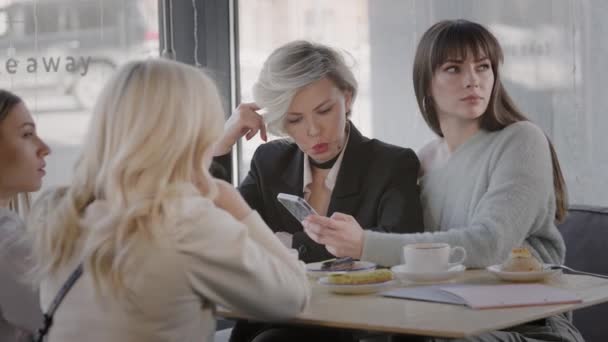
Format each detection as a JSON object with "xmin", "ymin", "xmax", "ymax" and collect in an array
[
  {"xmin": 321, "ymin": 257, "xmax": 355, "ymax": 271},
  {"xmin": 501, "ymin": 247, "xmax": 543, "ymax": 272},
  {"xmin": 327, "ymin": 269, "xmax": 393, "ymax": 285}
]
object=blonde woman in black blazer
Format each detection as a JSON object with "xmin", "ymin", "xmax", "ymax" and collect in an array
[{"xmin": 213, "ymin": 41, "xmax": 424, "ymax": 342}]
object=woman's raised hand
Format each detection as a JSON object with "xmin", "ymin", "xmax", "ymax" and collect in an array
[
  {"xmin": 303, "ymin": 213, "xmax": 365, "ymax": 259},
  {"xmin": 214, "ymin": 103, "xmax": 268, "ymax": 156}
]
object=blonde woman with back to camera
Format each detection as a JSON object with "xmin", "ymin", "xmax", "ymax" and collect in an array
[{"xmin": 25, "ymin": 59, "xmax": 310, "ymax": 342}]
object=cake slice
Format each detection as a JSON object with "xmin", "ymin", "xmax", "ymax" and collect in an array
[{"xmin": 501, "ymin": 247, "xmax": 543, "ymax": 272}]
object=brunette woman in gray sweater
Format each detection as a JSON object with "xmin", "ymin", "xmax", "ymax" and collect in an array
[{"xmin": 304, "ymin": 20, "xmax": 583, "ymax": 342}]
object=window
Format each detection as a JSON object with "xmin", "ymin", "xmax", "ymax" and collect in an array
[
  {"xmin": 236, "ymin": 0, "xmax": 608, "ymax": 206},
  {"xmin": 0, "ymin": 0, "xmax": 159, "ymax": 191},
  {"xmin": 0, "ymin": 11, "xmax": 8, "ymax": 36}
]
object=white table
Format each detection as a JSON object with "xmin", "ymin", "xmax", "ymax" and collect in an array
[{"xmin": 216, "ymin": 270, "xmax": 608, "ymax": 338}]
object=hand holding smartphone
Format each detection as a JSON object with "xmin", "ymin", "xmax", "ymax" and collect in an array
[{"xmin": 277, "ymin": 193, "xmax": 318, "ymax": 222}]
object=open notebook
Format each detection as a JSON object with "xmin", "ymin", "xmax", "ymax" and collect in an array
[{"xmin": 381, "ymin": 284, "xmax": 582, "ymax": 310}]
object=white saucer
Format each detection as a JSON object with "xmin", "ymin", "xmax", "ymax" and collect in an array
[
  {"xmin": 391, "ymin": 264, "xmax": 466, "ymax": 283},
  {"xmin": 318, "ymin": 277, "xmax": 398, "ymax": 295},
  {"xmin": 306, "ymin": 261, "xmax": 376, "ymax": 279},
  {"xmin": 487, "ymin": 264, "xmax": 561, "ymax": 282}
]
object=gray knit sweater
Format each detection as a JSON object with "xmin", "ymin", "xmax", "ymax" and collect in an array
[
  {"xmin": 362, "ymin": 121, "xmax": 565, "ymax": 268},
  {"xmin": 0, "ymin": 207, "xmax": 42, "ymax": 340}
]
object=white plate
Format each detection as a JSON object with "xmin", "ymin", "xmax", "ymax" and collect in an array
[
  {"xmin": 486, "ymin": 264, "xmax": 562, "ymax": 282},
  {"xmin": 391, "ymin": 264, "xmax": 466, "ymax": 283},
  {"xmin": 318, "ymin": 276, "xmax": 397, "ymax": 295},
  {"xmin": 306, "ymin": 261, "xmax": 376, "ymax": 279}
]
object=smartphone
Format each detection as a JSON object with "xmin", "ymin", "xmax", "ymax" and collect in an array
[{"xmin": 277, "ymin": 193, "xmax": 318, "ymax": 222}]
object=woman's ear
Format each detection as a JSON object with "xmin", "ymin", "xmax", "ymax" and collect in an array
[{"xmin": 344, "ymin": 90, "xmax": 353, "ymax": 115}]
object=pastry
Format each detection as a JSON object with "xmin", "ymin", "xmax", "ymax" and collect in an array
[
  {"xmin": 328, "ymin": 269, "xmax": 393, "ymax": 285},
  {"xmin": 501, "ymin": 247, "xmax": 543, "ymax": 272}
]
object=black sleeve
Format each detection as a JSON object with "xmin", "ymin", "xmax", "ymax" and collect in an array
[
  {"xmin": 210, "ymin": 154, "xmax": 231, "ymax": 182},
  {"xmin": 375, "ymin": 149, "xmax": 424, "ymax": 234},
  {"xmin": 235, "ymin": 150, "xmax": 266, "ymax": 215},
  {"xmin": 212, "ymin": 150, "xmax": 266, "ymax": 214},
  {"xmin": 232, "ymin": 147, "xmax": 330, "ymax": 262}
]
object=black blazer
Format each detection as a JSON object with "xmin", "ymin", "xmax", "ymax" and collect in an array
[{"xmin": 215, "ymin": 123, "xmax": 423, "ymax": 263}]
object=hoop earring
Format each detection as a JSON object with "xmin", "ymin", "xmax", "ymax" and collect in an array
[{"xmin": 422, "ymin": 96, "xmax": 430, "ymax": 113}]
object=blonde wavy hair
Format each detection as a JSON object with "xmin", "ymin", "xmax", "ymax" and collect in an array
[{"xmin": 26, "ymin": 59, "xmax": 224, "ymax": 296}]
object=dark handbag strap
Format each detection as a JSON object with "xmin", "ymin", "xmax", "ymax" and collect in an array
[{"xmin": 33, "ymin": 264, "xmax": 84, "ymax": 342}]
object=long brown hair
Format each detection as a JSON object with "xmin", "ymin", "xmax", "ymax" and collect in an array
[
  {"xmin": 412, "ymin": 19, "xmax": 568, "ymax": 223},
  {"xmin": 0, "ymin": 89, "xmax": 22, "ymax": 122}
]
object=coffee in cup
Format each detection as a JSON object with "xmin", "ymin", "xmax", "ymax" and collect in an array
[{"xmin": 402, "ymin": 243, "xmax": 466, "ymax": 272}]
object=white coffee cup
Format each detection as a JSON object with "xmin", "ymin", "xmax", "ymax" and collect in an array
[{"xmin": 402, "ymin": 243, "xmax": 466, "ymax": 273}]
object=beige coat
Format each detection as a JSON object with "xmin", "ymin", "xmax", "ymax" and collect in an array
[{"xmin": 38, "ymin": 188, "xmax": 310, "ymax": 342}]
